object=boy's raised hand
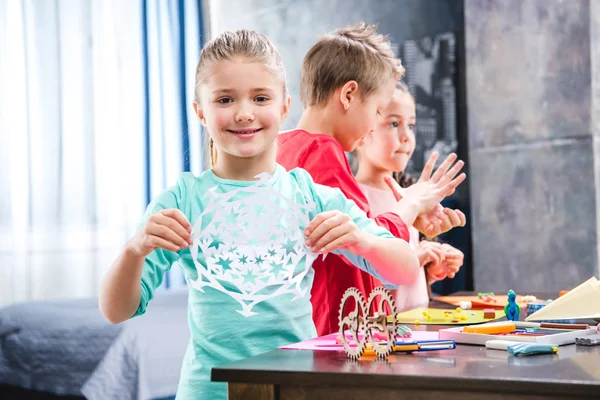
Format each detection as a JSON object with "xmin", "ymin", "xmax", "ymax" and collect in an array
[
  {"xmin": 127, "ymin": 209, "xmax": 193, "ymax": 257},
  {"xmin": 304, "ymin": 210, "xmax": 370, "ymax": 255}
]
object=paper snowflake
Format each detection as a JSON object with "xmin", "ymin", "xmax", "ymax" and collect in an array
[{"xmin": 189, "ymin": 172, "xmax": 319, "ymax": 317}]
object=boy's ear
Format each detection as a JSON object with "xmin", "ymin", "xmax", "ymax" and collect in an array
[
  {"xmin": 193, "ymin": 101, "xmax": 207, "ymax": 126},
  {"xmin": 281, "ymin": 96, "xmax": 291, "ymax": 121},
  {"xmin": 339, "ymin": 81, "xmax": 359, "ymax": 111}
]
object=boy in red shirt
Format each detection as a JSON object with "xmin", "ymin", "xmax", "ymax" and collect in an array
[{"xmin": 277, "ymin": 23, "xmax": 466, "ymax": 335}]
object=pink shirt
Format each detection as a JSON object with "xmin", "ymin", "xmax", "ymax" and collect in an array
[{"xmin": 359, "ymin": 183, "xmax": 429, "ymax": 311}]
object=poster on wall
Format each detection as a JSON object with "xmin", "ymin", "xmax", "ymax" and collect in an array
[{"xmin": 399, "ymin": 32, "xmax": 458, "ymax": 177}]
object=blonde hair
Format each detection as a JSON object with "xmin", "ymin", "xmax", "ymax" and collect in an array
[
  {"xmin": 194, "ymin": 30, "xmax": 288, "ymax": 167},
  {"xmin": 300, "ymin": 22, "xmax": 405, "ymax": 108}
]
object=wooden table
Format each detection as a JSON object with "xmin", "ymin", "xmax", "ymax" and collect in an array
[{"xmin": 212, "ymin": 293, "xmax": 600, "ymax": 400}]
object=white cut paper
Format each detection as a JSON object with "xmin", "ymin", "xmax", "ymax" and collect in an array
[{"xmin": 189, "ymin": 172, "xmax": 320, "ymax": 317}]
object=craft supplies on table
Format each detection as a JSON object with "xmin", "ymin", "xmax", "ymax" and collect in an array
[
  {"xmin": 463, "ymin": 321, "xmax": 516, "ymax": 334},
  {"xmin": 362, "ymin": 340, "xmax": 456, "ymax": 356},
  {"xmin": 485, "ymin": 340, "xmax": 558, "ymax": 356},
  {"xmin": 435, "ymin": 294, "xmax": 529, "ymax": 310},
  {"xmin": 575, "ymin": 334, "xmax": 600, "ymax": 346},
  {"xmin": 394, "ymin": 307, "xmax": 504, "ymax": 325},
  {"xmin": 279, "ymin": 331, "xmax": 447, "ymax": 353},
  {"xmin": 439, "ymin": 321, "xmax": 599, "ymax": 346}
]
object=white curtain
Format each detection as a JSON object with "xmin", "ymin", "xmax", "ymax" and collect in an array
[{"xmin": 0, "ymin": 0, "xmax": 204, "ymax": 307}]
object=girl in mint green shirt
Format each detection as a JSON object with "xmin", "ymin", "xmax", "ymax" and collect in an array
[{"xmin": 99, "ymin": 29, "xmax": 419, "ymax": 400}]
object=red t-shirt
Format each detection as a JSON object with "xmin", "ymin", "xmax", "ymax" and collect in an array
[{"xmin": 276, "ymin": 129, "xmax": 410, "ymax": 335}]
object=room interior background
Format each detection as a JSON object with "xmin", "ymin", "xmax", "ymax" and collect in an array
[{"xmin": 1, "ymin": 0, "xmax": 599, "ymax": 307}]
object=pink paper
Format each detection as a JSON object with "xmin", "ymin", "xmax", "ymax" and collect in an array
[{"xmin": 280, "ymin": 331, "xmax": 439, "ymax": 351}]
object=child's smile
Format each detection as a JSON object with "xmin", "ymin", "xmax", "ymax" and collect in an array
[
  {"xmin": 197, "ymin": 57, "xmax": 289, "ymax": 165},
  {"xmin": 226, "ymin": 127, "xmax": 264, "ymax": 139}
]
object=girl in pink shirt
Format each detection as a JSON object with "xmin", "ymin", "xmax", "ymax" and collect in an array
[{"xmin": 355, "ymin": 81, "xmax": 464, "ymax": 310}]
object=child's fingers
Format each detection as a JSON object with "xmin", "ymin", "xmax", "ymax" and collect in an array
[
  {"xmin": 319, "ymin": 233, "xmax": 354, "ymax": 254},
  {"xmin": 428, "ymin": 271, "xmax": 446, "ymax": 282},
  {"xmin": 445, "ymin": 262, "xmax": 463, "ymax": 275},
  {"xmin": 445, "ymin": 250, "xmax": 465, "ymax": 262},
  {"xmin": 429, "ymin": 153, "xmax": 457, "ymax": 183},
  {"xmin": 456, "ymin": 210, "xmax": 467, "ymax": 226},
  {"xmin": 305, "ymin": 212, "xmax": 345, "ymax": 246},
  {"xmin": 146, "ymin": 235, "xmax": 181, "ymax": 253},
  {"xmin": 445, "ymin": 256, "xmax": 462, "ymax": 267},
  {"xmin": 419, "ymin": 240, "xmax": 438, "ymax": 253},
  {"xmin": 418, "ymin": 151, "xmax": 439, "ymax": 182},
  {"xmin": 437, "ymin": 159, "xmax": 464, "ymax": 186},
  {"xmin": 445, "ymin": 262, "xmax": 462, "ymax": 278},
  {"xmin": 164, "ymin": 216, "xmax": 194, "ymax": 244},
  {"xmin": 440, "ymin": 246, "xmax": 463, "ymax": 265},
  {"xmin": 450, "ymin": 263, "xmax": 463, "ymax": 273},
  {"xmin": 424, "ymin": 247, "xmax": 443, "ymax": 267},
  {"xmin": 304, "ymin": 210, "xmax": 337, "ymax": 236},
  {"xmin": 153, "ymin": 214, "xmax": 193, "ymax": 246},
  {"xmin": 423, "ymin": 222, "xmax": 439, "ymax": 238},
  {"xmin": 426, "ymin": 259, "xmax": 446, "ymax": 281},
  {"xmin": 443, "ymin": 208, "xmax": 466, "ymax": 228},
  {"xmin": 440, "ymin": 173, "xmax": 466, "ymax": 196},
  {"xmin": 416, "ymin": 210, "xmax": 446, "ymax": 236},
  {"xmin": 161, "ymin": 209, "xmax": 192, "ymax": 233},
  {"xmin": 383, "ymin": 175, "xmax": 404, "ymax": 201},
  {"xmin": 147, "ymin": 223, "xmax": 190, "ymax": 249},
  {"xmin": 433, "ymin": 213, "xmax": 454, "ymax": 235},
  {"xmin": 444, "ymin": 187, "xmax": 456, "ymax": 197},
  {"xmin": 430, "ymin": 203, "xmax": 444, "ymax": 218},
  {"xmin": 310, "ymin": 224, "xmax": 351, "ymax": 253}
]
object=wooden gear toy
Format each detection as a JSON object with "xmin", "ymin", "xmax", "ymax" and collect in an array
[{"xmin": 338, "ymin": 286, "xmax": 398, "ymax": 360}]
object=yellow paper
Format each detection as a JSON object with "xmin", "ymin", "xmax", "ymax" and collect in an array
[
  {"xmin": 525, "ymin": 277, "xmax": 600, "ymax": 321},
  {"xmin": 394, "ymin": 307, "xmax": 504, "ymax": 325}
]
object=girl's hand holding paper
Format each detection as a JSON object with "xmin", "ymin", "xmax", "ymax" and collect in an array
[
  {"xmin": 304, "ymin": 210, "xmax": 368, "ymax": 255},
  {"xmin": 128, "ymin": 209, "xmax": 193, "ymax": 256}
]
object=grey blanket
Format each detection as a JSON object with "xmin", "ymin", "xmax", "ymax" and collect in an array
[
  {"xmin": 0, "ymin": 288, "xmax": 190, "ymax": 399},
  {"xmin": 0, "ymin": 297, "xmax": 122, "ymax": 396},
  {"xmin": 82, "ymin": 288, "xmax": 189, "ymax": 400}
]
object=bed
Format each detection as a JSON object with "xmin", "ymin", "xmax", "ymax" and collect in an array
[{"xmin": 0, "ymin": 287, "xmax": 189, "ymax": 400}]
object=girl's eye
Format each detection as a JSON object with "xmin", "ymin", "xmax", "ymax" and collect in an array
[
  {"xmin": 255, "ymin": 96, "xmax": 269, "ymax": 102},
  {"xmin": 409, "ymin": 124, "xmax": 416, "ymax": 130},
  {"xmin": 217, "ymin": 98, "xmax": 232, "ymax": 104},
  {"xmin": 390, "ymin": 121, "xmax": 398, "ymax": 128},
  {"xmin": 376, "ymin": 111, "xmax": 382, "ymax": 116}
]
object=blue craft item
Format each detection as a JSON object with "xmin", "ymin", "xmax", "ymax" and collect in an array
[
  {"xmin": 507, "ymin": 343, "xmax": 558, "ymax": 356},
  {"xmin": 504, "ymin": 290, "xmax": 520, "ymax": 321}
]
